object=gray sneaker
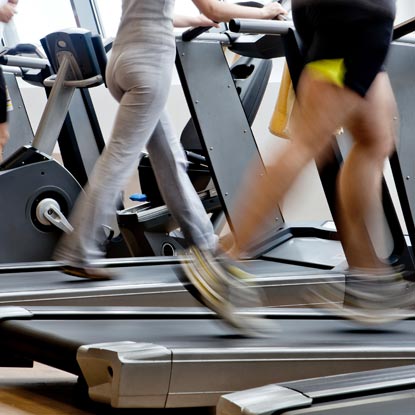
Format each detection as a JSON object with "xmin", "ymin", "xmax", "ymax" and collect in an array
[
  {"xmin": 308, "ymin": 267, "xmax": 415, "ymax": 324},
  {"xmin": 180, "ymin": 246, "xmax": 273, "ymax": 337}
]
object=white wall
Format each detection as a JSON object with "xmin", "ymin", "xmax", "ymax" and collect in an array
[{"xmin": 396, "ymin": 0, "xmax": 415, "ymax": 23}]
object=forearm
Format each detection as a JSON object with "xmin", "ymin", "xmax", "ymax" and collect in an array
[
  {"xmin": 0, "ymin": 2, "xmax": 17, "ymax": 23},
  {"xmin": 192, "ymin": 0, "xmax": 283, "ymax": 22},
  {"xmin": 173, "ymin": 14, "xmax": 219, "ymax": 28}
]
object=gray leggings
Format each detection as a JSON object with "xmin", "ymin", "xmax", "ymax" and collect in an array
[{"xmin": 54, "ymin": 44, "xmax": 217, "ymax": 265}]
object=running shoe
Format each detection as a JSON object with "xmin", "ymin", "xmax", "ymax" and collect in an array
[
  {"xmin": 179, "ymin": 246, "xmax": 274, "ymax": 337},
  {"xmin": 307, "ymin": 266, "xmax": 415, "ymax": 324},
  {"xmin": 60, "ymin": 264, "xmax": 114, "ymax": 281}
]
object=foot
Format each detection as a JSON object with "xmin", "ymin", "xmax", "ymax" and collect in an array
[
  {"xmin": 60, "ymin": 265, "xmax": 114, "ymax": 281},
  {"xmin": 308, "ymin": 267, "xmax": 415, "ymax": 324},
  {"xmin": 179, "ymin": 246, "xmax": 273, "ymax": 337}
]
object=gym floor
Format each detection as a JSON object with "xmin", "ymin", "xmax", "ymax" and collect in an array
[{"xmin": 0, "ymin": 364, "xmax": 213, "ymax": 415}]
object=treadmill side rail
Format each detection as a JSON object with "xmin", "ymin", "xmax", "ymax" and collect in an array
[
  {"xmin": 281, "ymin": 364, "xmax": 415, "ymax": 400},
  {"xmin": 217, "ymin": 384, "xmax": 311, "ymax": 415},
  {"xmin": 164, "ymin": 346, "xmax": 415, "ymax": 408},
  {"xmin": 0, "ymin": 306, "xmax": 34, "ymax": 320},
  {"xmin": 76, "ymin": 341, "xmax": 172, "ymax": 408},
  {"xmin": 218, "ymin": 365, "xmax": 415, "ymax": 415}
]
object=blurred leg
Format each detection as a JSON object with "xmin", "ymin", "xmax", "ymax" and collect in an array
[
  {"xmin": 0, "ymin": 122, "xmax": 9, "ymax": 162},
  {"xmin": 0, "ymin": 68, "xmax": 8, "ymax": 162},
  {"xmin": 230, "ymin": 69, "xmax": 361, "ymax": 256},
  {"xmin": 147, "ymin": 111, "xmax": 218, "ymax": 251},
  {"xmin": 337, "ymin": 72, "xmax": 398, "ymax": 270}
]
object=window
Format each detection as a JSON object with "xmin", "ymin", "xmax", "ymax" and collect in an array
[
  {"xmin": 174, "ymin": 1, "xmax": 199, "ymax": 16},
  {"xmin": 11, "ymin": 0, "xmax": 76, "ymax": 45},
  {"xmin": 93, "ymin": 0, "xmax": 121, "ymax": 38}
]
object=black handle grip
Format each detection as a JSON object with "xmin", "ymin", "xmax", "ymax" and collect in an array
[
  {"xmin": 181, "ymin": 26, "xmax": 212, "ymax": 42},
  {"xmin": 10, "ymin": 43, "xmax": 38, "ymax": 55},
  {"xmin": 229, "ymin": 19, "xmax": 242, "ymax": 33}
]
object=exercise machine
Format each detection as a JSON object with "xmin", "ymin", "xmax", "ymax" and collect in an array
[
  {"xmin": 0, "ymin": 29, "xmax": 109, "ymax": 263},
  {"xmin": 118, "ymin": 17, "xmax": 415, "ymax": 277},
  {"xmin": 217, "ymin": 365, "xmax": 415, "ymax": 415},
  {"xmin": 0, "ymin": 29, "xmax": 343, "ymax": 309},
  {"xmin": 224, "ymin": 17, "xmax": 415, "ymax": 271},
  {"xmin": 0, "ymin": 27, "xmax": 414, "ymax": 411},
  {"xmin": 0, "ymin": 306, "xmax": 414, "ymax": 408},
  {"xmin": 118, "ymin": 23, "xmax": 346, "ymax": 270},
  {"xmin": 1, "ymin": 20, "xmax": 413, "ymax": 306},
  {"xmin": 0, "ymin": 255, "xmax": 334, "ymax": 307},
  {"xmin": 0, "ymin": 42, "xmax": 105, "ymax": 191},
  {"xmin": 120, "ymin": 27, "xmax": 274, "ymax": 257}
]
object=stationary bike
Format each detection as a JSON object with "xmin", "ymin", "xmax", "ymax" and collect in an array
[{"xmin": 0, "ymin": 28, "xmax": 107, "ymax": 263}]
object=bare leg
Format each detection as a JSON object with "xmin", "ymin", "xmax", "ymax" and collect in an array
[
  {"xmin": 0, "ymin": 122, "xmax": 9, "ymax": 162},
  {"xmin": 230, "ymin": 69, "xmax": 361, "ymax": 256},
  {"xmin": 337, "ymin": 72, "xmax": 398, "ymax": 269},
  {"xmin": 182, "ymin": 69, "xmax": 411, "ymax": 330},
  {"xmin": 181, "ymin": 70, "xmax": 370, "ymax": 333}
]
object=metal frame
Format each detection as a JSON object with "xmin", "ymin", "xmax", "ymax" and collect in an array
[
  {"xmin": 176, "ymin": 39, "xmax": 285, "ymax": 250},
  {"xmin": 70, "ymin": 0, "xmax": 105, "ymax": 36}
]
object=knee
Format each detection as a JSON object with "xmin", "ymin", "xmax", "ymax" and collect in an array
[
  {"xmin": 353, "ymin": 117, "xmax": 397, "ymax": 160},
  {"xmin": 355, "ymin": 139, "xmax": 395, "ymax": 165},
  {"xmin": 372, "ymin": 128, "xmax": 397, "ymax": 159},
  {"xmin": 381, "ymin": 132, "xmax": 397, "ymax": 158}
]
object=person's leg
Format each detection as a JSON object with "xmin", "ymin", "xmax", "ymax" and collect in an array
[
  {"xmin": 229, "ymin": 68, "xmax": 361, "ymax": 256},
  {"xmin": 180, "ymin": 69, "xmax": 363, "ymax": 336},
  {"xmin": 0, "ymin": 122, "xmax": 9, "ymax": 162},
  {"xmin": 0, "ymin": 68, "xmax": 9, "ymax": 162},
  {"xmin": 54, "ymin": 46, "xmax": 176, "ymax": 271},
  {"xmin": 147, "ymin": 111, "xmax": 218, "ymax": 252},
  {"xmin": 315, "ymin": 71, "xmax": 415, "ymax": 323},
  {"xmin": 337, "ymin": 72, "xmax": 398, "ymax": 270}
]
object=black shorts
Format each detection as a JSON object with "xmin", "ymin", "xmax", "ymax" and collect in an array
[{"xmin": 292, "ymin": 3, "xmax": 395, "ymax": 97}]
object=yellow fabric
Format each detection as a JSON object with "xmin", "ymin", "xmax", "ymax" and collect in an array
[
  {"xmin": 269, "ymin": 62, "xmax": 295, "ymax": 139},
  {"xmin": 6, "ymin": 86, "xmax": 12, "ymax": 112},
  {"xmin": 306, "ymin": 58, "xmax": 346, "ymax": 88}
]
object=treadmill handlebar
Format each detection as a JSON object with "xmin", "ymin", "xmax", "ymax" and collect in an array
[
  {"xmin": 176, "ymin": 31, "xmax": 238, "ymax": 46},
  {"xmin": 181, "ymin": 25, "xmax": 213, "ymax": 42},
  {"xmin": 229, "ymin": 18, "xmax": 294, "ymax": 35},
  {"xmin": 0, "ymin": 55, "xmax": 49, "ymax": 70}
]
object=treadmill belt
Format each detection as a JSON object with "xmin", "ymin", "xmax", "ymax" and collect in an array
[{"xmin": 0, "ymin": 259, "xmax": 333, "ymax": 307}]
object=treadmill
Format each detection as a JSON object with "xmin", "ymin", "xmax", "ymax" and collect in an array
[
  {"xmin": 0, "ymin": 43, "xmax": 343, "ymax": 309},
  {"xmin": 120, "ymin": 22, "xmax": 349, "ymax": 270},
  {"xmin": 1, "ymin": 19, "xmax": 412, "ymax": 311},
  {"xmin": 3, "ymin": 15, "xmax": 415, "ymax": 314},
  {"xmin": 0, "ymin": 306, "xmax": 414, "ymax": 408},
  {"xmin": 0, "ymin": 257, "xmax": 340, "ymax": 307},
  {"xmin": 0, "ymin": 26, "xmax": 414, "ymax": 412},
  {"xmin": 217, "ymin": 365, "xmax": 415, "ymax": 415},
  {"xmin": 116, "ymin": 17, "xmax": 415, "ymax": 310},
  {"xmin": 0, "ymin": 27, "xmax": 345, "ymax": 309}
]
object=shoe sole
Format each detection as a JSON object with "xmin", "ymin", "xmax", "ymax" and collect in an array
[{"xmin": 61, "ymin": 266, "xmax": 113, "ymax": 281}]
